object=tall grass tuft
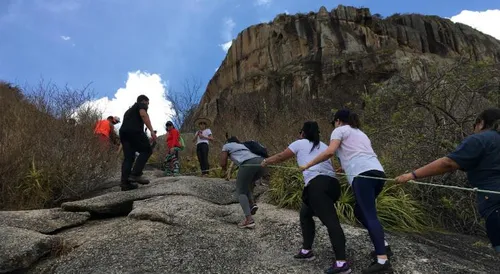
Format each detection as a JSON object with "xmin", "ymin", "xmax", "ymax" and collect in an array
[{"xmin": 267, "ymin": 161, "xmax": 430, "ymax": 232}]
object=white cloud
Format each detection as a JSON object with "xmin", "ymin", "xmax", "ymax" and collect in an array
[
  {"xmin": 449, "ymin": 9, "xmax": 500, "ymax": 40},
  {"xmin": 220, "ymin": 40, "xmax": 232, "ymax": 52},
  {"xmin": 219, "ymin": 18, "xmax": 235, "ymax": 52},
  {"xmin": 82, "ymin": 71, "xmax": 174, "ymax": 136},
  {"xmin": 255, "ymin": 0, "xmax": 272, "ymax": 6},
  {"xmin": 60, "ymin": 35, "xmax": 71, "ymax": 41}
]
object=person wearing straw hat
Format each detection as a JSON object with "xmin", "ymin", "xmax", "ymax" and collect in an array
[
  {"xmin": 395, "ymin": 108, "xmax": 500, "ymax": 256},
  {"xmin": 193, "ymin": 117, "xmax": 213, "ymax": 176},
  {"xmin": 300, "ymin": 109, "xmax": 393, "ymax": 274}
]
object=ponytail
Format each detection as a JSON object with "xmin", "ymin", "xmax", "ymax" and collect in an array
[{"xmin": 301, "ymin": 121, "xmax": 321, "ymax": 152}]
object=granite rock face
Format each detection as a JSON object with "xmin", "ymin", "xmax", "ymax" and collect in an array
[
  {"xmin": 1, "ymin": 175, "xmax": 498, "ymax": 273},
  {"xmin": 185, "ymin": 5, "xmax": 500, "ymax": 134}
]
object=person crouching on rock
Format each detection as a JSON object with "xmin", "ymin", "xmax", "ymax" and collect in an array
[
  {"xmin": 395, "ymin": 108, "xmax": 500, "ymax": 257},
  {"xmin": 262, "ymin": 121, "xmax": 352, "ymax": 274},
  {"xmin": 300, "ymin": 110, "xmax": 393, "ymax": 274},
  {"xmin": 220, "ymin": 136, "xmax": 264, "ymax": 229}
]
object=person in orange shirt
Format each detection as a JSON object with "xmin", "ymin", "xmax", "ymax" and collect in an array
[
  {"xmin": 164, "ymin": 121, "xmax": 182, "ymax": 176},
  {"xmin": 94, "ymin": 116, "xmax": 120, "ymax": 149}
]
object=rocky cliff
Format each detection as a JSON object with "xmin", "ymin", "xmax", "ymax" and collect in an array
[
  {"xmin": 185, "ymin": 5, "xmax": 500, "ymax": 137},
  {"xmin": 1, "ymin": 170, "xmax": 499, "ymax": 273}
]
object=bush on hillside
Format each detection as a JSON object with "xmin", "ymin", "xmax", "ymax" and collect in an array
[
  {"xmin": 0, "ymin": 81, "xmax": 119, "ymax": 210},
  {"xmin": 361, "ymin": 57, "xmax": 500, "ymax": 235},
  {"xmin": 268, "ymin": 161, "xmax": 429, "ymax": 232}
]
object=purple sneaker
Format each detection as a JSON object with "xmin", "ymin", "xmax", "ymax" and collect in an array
[{"xmin": 325, "ymin": 261, "xmax": 352, "ymax": 274}]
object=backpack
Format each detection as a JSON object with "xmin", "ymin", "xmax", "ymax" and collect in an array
[
  {"xmin": 178, "ymin": 136, "xmax": 185, "ymax": 151},
  {"xmin": 242, "ymin": 140, "xmax": 269, "ymax": 158}
]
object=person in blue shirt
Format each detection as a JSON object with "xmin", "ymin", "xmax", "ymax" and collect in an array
[{"xmin": 395, "ymin": 108, "xmax": 500, "ymax": 255}]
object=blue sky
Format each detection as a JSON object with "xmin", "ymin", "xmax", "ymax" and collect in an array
[{"xmin": 0, "ymin": 0, "xmax": 499, "ymax": 134}]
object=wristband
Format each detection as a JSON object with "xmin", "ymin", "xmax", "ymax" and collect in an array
[{"xmin": 411, "ymin": 171, "xmax": 418, "ymax": 179}]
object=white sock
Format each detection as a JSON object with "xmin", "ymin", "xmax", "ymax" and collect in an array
[
  {"xmin": 336, "ymin": 261, "xmax": 346, "ymax": 267},
  {"xmin": 377, "ymin": 258, "xmax": 387, "ymax": 264},
  {"xmin": 301, "ymin": 249, "xmax": 310, "ymax": 254},
  {"xmin": 384, "ymin": 240, "xmax": 389, "ymax": 246}
]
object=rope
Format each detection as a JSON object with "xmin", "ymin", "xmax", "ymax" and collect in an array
[
  {"xmin": 149, "ymin": 160, "xmax": 500, "ymax": 196},
  {"xmin": 240, "ymin": 164, "xmax": 500, "ymax": 196}
]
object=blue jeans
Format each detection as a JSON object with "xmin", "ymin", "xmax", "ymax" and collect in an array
[
  {"xmin": 352, "ymin": 170, "xmax": 387, "ymax": 256},
  {"xmin": 486, "ymin": 209, "xmax": 500, "ymax": 252}
]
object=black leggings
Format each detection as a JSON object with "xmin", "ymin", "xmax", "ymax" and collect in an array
[
  {"xmin": 196, "ymin": 143, "xmax": 210, "ymax": 175},
  {"xmin": 300, "ymin": 175, "xmax": 346, "ymax": 260},
  {"xmin": 486, "ymin": 208, "xmax": 500, "ymax": 252}
]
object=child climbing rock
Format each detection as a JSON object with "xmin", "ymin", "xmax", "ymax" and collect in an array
[
  {"xmin": 262, "ymin": 121, "xmax": 351, "ymax": 274},
  {"xmin": 164, "ymin": 121, "xmax": 182, "ymax": 176}
]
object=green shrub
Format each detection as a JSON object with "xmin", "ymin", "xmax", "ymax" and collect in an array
[{"xmin": 267, "ymin": 162, "xmax": 430, "ymax": 232}]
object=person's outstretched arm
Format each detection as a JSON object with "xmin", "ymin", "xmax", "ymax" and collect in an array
[
  {"xmin": 301, "ymin": 140, "xmax": 340, "ymax": 170},
  {"xmin": 262, "ymin": 148, "xmax": 295, "ymax": 166}
]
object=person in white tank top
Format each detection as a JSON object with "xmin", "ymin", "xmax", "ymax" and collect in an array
[{"xmin": 262, "ymin": 121, "xmax": 351, "ymax": 274}]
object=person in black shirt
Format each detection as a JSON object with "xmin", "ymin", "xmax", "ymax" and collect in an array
[{"xmin": 119, "ymin": 95, "xmax": 157, "ymax": 191}]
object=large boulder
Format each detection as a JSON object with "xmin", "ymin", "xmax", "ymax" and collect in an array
[
  {"xmin": 0, "ymin": 226, "xmax": 61, "ymax": 273},
  {"xmin": 26, "ymin": 176, "xmax": 500, "ymax": 273},
  {"xmin": 0, "ymin": 208, "xmax": 90, "ymax": 234}
]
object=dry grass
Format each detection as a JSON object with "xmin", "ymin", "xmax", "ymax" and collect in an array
[{"xmin": 0, "ymin": 81, "xmax": 119, "ymax": 210}]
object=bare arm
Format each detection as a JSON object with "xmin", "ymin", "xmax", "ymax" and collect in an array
[
  {"xmin": 220, "ymin": 151, "xmax": 229, "ymax": 172},
  {"xmin": 396, "ymin": 157, "xmax": 460, "ymax": 183},
  {"xmin": 302, "ymin": 139, "xmax": 341, "ymax": 169},
  {"xmin": 263, "ymin": 148, "xmax": 295, "ymax": 166},
  {"xmin": 139, "ymin": 109, "xmax": 154, "ymax": 132}
]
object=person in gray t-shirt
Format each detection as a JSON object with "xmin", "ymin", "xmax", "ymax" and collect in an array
[{"xmin": 220, "ymin": 136, "xmax": 264, "ymax": 229}]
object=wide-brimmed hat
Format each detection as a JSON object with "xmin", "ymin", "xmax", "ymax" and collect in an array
[{"xmin": 195, "ymin": 117, "xmax": 211, "ymax": 127}]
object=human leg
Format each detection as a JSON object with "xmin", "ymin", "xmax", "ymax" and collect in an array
[
  {"xmin": 485, "ymin": 209, "xmax": 500, "ymax": 254},
  {"xmin": 196, "ymin": 143, "xmax": 204, "ymax": 175},
  {"xmin": 120, "ymin": 133, "xmax": 138, "ymax": 191},
  {"xmin": 200, "ymin": 143, "xmax": 210, "ymax": 175},
  {"xmin": 128, "ymin": 132, "xmax": 152, "ymax": 184},
  {"xmin": 352, "ymin": 171, "xmax": 393, "ymax": 273},
  {"xmin": 307, "ymin": 176, "xmax": 347, "ymax": 261}
]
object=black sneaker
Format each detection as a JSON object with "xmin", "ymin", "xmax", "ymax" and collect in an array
[
  {"xmin": 128, "ymin": 175, "xmax": 150, "ymax": 185},
  {"xmin": 251, "ymin": 204, "xmax": 259, "ymax": 215},
  {"xmin": 370, "ymin": 246, "xmax": 393, "ymax": 259},
  {"xmin": 362, "ymin": 260, "xmax": 394, "ymax": 274},
  {"xmin": 293, "ymin": 250, "xmax": 315, "ymax": 261},
  {"xmin": 325, "ymin": 262, "xmax": 352, "ymax": 274},
  {"xmin": 120, "ymin": 182, "xmax": 138, "ymax": 191}
]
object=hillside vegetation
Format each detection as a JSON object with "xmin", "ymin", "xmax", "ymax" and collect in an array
[{"xmin": 0, "ymin": 82, "xmax": 119, "ymax": 210}]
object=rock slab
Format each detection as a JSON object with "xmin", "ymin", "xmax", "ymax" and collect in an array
[
  {"xmin": 0, "ymin": 226, "xmax": 60, "ymax": 273},
  {"xmin": 0, "ymin": 208, "xmax": 90, "ymax": 234}
]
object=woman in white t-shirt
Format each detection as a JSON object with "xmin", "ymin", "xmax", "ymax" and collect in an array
[
  {"xmin": 301, "ymin": 110, "xmax": 393, "ymax": 274},
  {"xmin": 192, "ymin": 118, "xmax": 213, "ymax": 176},
  {"xmin": 262, "ymin": 121, "xmax": 351, "ymax": 274}
]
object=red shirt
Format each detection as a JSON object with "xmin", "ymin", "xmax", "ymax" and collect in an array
[{"xmin": 166, "ymin": 128, "xmax": 181, "ymax": 149}]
